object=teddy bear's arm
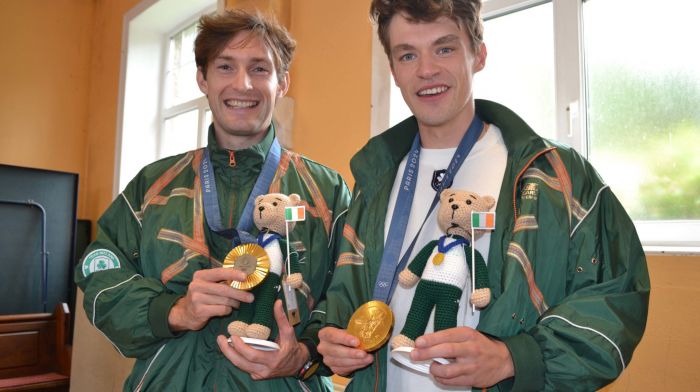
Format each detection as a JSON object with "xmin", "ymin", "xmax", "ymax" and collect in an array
[
  {"xmin": 464, "ymin": 244, "xmax": 490, "ymax": 290},
  {"xmin": 279, "ymin": 237, "xmax": 304, "ymax": 289},
  {"xmin": 407, "ymin": 239, "xmax": 439, "ymax": 276}
]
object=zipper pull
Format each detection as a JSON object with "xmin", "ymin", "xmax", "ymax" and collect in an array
[{"xmin": 228, "ymin": 150, "xmax": 236, "ymax": 167}]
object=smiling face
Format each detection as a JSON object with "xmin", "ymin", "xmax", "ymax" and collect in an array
[
  {"xmin": 197, "ymin": 31, "xmax": 289, "ymax": 150},
  {"xmin": 388, "ymin": 14, "xmax": 486, "ymax": 140}
]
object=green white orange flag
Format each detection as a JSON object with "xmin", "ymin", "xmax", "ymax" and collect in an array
[
  {"xmin": 285, "ymin": 206, "xmax": 306, "ymax": 222},
  {"xmin": 471, "ymin": 211, "xmax": 495, "ymax": 230}
]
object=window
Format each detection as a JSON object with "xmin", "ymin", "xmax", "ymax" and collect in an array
[
  {"xmin": 160, "ymin": 21, "xmax": 210, "ymax": 158},
  {"xmin": 116, "ymin": 0, "xmax": 218, "ymax": 193},
  {"xmin": 386, "ymin": 0, "xmax": 700, "ymax": 250},
  {"xmin": 583, "ymin": 0, "xmax": 700, "ymax": 249},
  {"xmin": 475, "ymin": 2, "xmax": 555, "ymax": 139}
]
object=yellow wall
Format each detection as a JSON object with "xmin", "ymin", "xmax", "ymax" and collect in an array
[
  {"xmin": 1, "ymin": 1, "xmax": 699, "ymax": 391},
  {"xmin": 287, "ymin": 0, "xmax": 371, "ymax": 183},
  {"xmin": 82, "ymin": 0, "xmax": 144, "ymax": 227},
  {"xmin": 0, "ymin": 0, "xmax": 94, "ymax": 218},
  {"xmin": 603, "ymin": 254, "xmax": 700, "ymax": 391}
]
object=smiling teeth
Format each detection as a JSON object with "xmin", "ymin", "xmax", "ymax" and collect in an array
[
  {"xmin": 226, "ymin": 99, "xmax": 256, "ymax": 108},
  {"xmin": 418, "ymin": 86, "xmax": 448, "ymax": 96}
]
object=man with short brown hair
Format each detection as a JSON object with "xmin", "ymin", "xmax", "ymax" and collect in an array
[
  {"xmin": 76, "ymin": 9, "xmax": 350, "ymax": 391},
  {"xmin": 315, "ymin": 1, "xmax": 649, "ymax": 391}
]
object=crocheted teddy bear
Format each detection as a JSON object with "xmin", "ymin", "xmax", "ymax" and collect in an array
[
  {"xmin": 227, "ymin": 193, "xmax": 304, "ymax": 341},
  {"xmin": 391, "ymin": 189, "xmax": 495, "ymax": 349}
]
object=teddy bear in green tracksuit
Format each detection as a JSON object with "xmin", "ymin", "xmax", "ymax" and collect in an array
[
  {"xmin": 391, "ymin": 189, "xmax": 495, "ymax": 349},
  {"xmin": 227, "ymin": 193, "xmax": 304, "ymax": 341}
]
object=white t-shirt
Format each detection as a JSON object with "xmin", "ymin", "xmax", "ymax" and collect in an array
[{"xmin": 384, "ymin": 124, "xmax": 507, "ymax": 392}]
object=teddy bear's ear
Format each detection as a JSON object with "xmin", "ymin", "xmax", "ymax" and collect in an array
[
  {"xmin": 439, "ymin": 189, "xmax": 452, "ymax": 201},
  {"xmin": 255, "ymin": 195, "xmax": 264, "ymax": 205},
  {"xmin": 289, "ymin": 193, "xmax": 301, "ymax": 205},
  {"xmin": 484, "ymin": 195, "xmax": 496, "ymax": 210}
]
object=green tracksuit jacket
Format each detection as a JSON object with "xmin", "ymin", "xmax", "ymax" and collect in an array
[
  {"xmin": 76, "ymin": 126, "xmax": 351, "ymax": 391},
  {"xmin": 311, "ymin": 100, "xmax": 650, "ymax": 391}
]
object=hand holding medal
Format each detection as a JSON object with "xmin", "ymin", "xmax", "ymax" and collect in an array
[
  {"xmin": 361, "ymin": 117, "xmax": 489, "ymax": 374},
  {"xmin": 223, "ymin": 243, "xmax": 270, "ymax": 290},
  {"xmin": 346, "ymin": 300, "xmax": 394, "ymax": 352},
  {"xmin": 224, "ymin": 193, "xmax": 306, "ymax": 352}
]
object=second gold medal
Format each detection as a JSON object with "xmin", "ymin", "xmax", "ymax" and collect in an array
[{"xmin": 346, "ymin": 300, "xmax": 394, "ymax": 352}]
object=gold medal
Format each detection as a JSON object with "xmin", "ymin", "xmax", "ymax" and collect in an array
[
  {"xmin": 223, "ymin": 243, "xmax": 269, "ymax": 290},
  {"xmin": 346, "ymin": 300, "xmax": 394, "ymax": 352},
  {"xmin": 432, "ymin": 252, "xmax": 445, "ymax": 265}
]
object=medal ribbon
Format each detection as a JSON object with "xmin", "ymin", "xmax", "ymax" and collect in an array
[
  {"xmin": 372, "ymin": 115, "xmax": 484, "ymax": 303},
  {"xmin": 200, "ymin": 133, "xmax": 282, "ymax": 247},
  {"xmin": 257, "ymin": 231, "xmax": 282, "ymax": 248},
  {"xmin": 437, "ymin": 235, "xmax": 468, "ymax": 254}
]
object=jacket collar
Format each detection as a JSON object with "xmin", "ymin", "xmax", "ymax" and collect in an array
[
  {"xmin": 206, "ymin": 123, "xmax": 275, "ymax": 172},
  {"xmin": 350, "ymin": 99, "xmax": 550, "ymax": 194}
]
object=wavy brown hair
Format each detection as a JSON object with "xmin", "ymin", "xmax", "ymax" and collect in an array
[{"xmin": 194, "ymin": 9, "xmax": 296, "ymax": 81}]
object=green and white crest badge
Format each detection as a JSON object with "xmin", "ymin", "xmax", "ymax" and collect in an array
[{"xmin": 82, "ymin": 249, "xmax": 121, "ymax": 277}]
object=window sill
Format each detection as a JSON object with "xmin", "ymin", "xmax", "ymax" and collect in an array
[{"xmin": 643, "ymin": 246, "xmax": 700, "ymax": 256}]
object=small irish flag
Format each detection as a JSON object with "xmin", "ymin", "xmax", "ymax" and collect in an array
[
  {"xmin": 471, "ymin": 211, "xmax": 495, "ymax": 230},
  {"xmin": 285, "ymin": 206, "xmax": 306, "ymax": 222}
]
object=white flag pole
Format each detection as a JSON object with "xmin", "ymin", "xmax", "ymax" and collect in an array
[
  {"xmin": 285, "ymin": 220, "xmax": 291, "ymax": 275},
  {"xmin": 282, "ymin": 216, "xmax": 301, "ymax": 325},
  {"xmin": 472, "ymin": 223, "xmax": 476, "ymax": 314}
]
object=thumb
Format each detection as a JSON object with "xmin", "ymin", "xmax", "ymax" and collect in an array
[{"xmin": 273, "ymin": 299, "xmax": 295, "ymax": 343}]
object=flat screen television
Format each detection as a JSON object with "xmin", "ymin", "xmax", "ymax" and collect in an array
[{"xmin": 0, "ymin": 164, "xmax": 78, "ymax": 315}]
